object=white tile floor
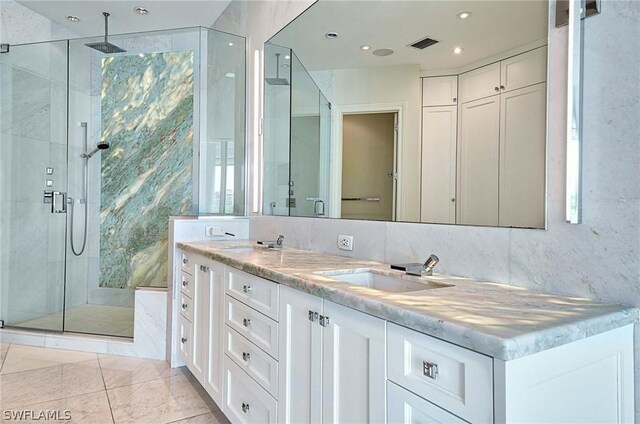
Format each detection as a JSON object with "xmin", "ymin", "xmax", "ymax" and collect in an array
[
  {"xmin": 0, "ymin": 344, "xmax": 228, "ymax": 423},
  {"xmin": 13, "ymin": 305, "xmax": 134, "ymax": 338}
]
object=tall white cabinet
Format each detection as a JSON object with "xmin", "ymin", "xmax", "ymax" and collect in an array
[{"xmin": 421, "ymin": 46, "xmax": 547, "ymax": 227}]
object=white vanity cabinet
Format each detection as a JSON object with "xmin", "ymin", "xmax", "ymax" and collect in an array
[{"xmin": 278, "ymin": 286, "xmax": 386, "ymax": 424}]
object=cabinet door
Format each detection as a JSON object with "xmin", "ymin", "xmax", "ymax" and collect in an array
[
  {"xmin": 499, "ymin": 83, "xmax": 546, "ymax": 228},
  {"xmin": 179, "ymin": 315, "xmax": 192, "ymax": 366},
  {"xmin": 322, "ymin": 301, "xmax": 386, "ymax": 424},
  {"xmin": 387, "ymin": 381, "xmax": 467, "ymax": 424},
  {"xmin": 500, "ymin": 46, "xmax": 547, "ymax": 93},
  {"xmin": 421, "ymin": 106, "xmax": 457, "ymax": 224},
  {"xmin": 189, "ymin": 258, "xmax": 208, "ymax": 383},
  {"xmin": 459, "ymin": 62, "xmax": 500, "ymax": 103},
  {"xmin": 457, "ymin": 96, "xmax": 500, "ymax": 226},
  {"xmin": 202, "ymin": 260, "xmax": 225, "ymax": 405},
  {"xmin": 422, "ymin": 76, "xmax": 458, "ymax": 107},
  {"xmin": 278, "ymin": 286, "xmax": 323, "ymax": 424}
]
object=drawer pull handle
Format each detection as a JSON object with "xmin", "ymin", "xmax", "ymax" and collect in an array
[
  {"xmin": 241, "ymin": 402, "xmax": 250, "ymax": 413},
  {"xmin": 242, "ymin": 285, "xmax": 252, "ymax": 293},
  {"xmin": 182, "ymin": 280, "xmax": 188, "ymax": 288},
  {"xmin": 242, "ymin": 352, "xmax": 251, "ymax": 361},
  {"xmin": 494, "ymin": 86, "xmax": 500, "ymax": 92},
  {"xmin": 200, "ymin": 265, "xmax": 209, "ymax": 272},
  {"xmin": 181, "ymin": 337, "xmax": 188, "ymax": 344},
  {"xmin": 242, "ymin": 318, "xmax": 251, "ymax": 327},
  {"xmin": 181, "ymin": 303, "xmax": 188, "ymax": 310},
  {"xmin": 182, "ymin": 258, "xmax": 188, "ymax": 265},
  {"xmin": 423, "ymin": 361, "xmax": 439, "ymax": 380},
  {"xmin": 500, "ymin": 84, "xmax": 505, "ymax": 90}
]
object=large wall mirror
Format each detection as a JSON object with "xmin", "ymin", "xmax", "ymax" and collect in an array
[{"xmin": 263, "ymin": 0, "xmax": 550, "ymax": 228}]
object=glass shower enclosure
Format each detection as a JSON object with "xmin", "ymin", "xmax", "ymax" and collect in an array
[{"xmin": 0, "ymin": 27, "xmax": 246, "ymax": 337}]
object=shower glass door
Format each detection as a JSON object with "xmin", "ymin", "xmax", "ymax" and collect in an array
[{"xmin": 0, "ymin": 41, "xmax": 69, "ymax": 331}]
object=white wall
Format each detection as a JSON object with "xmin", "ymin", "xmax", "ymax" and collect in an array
[{"xmin": 214, "ymin": 0, "xmax": 640, "ymax": 418}]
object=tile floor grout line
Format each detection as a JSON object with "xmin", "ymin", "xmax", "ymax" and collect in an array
[
  {"xmin": 0, "ymin": 343, "xmax": 10, "ymax": 372},
  {"xmin": 97, "ymin": 355, "xmax": 118, "ymax": 424},
  {"xmin": 0, "ymin": 356, "xmax": 99, "ymax": 376},
  {"xmin": 165, "ymin": 411, "xmax": 214, "ymax": 424},
  {"xmin": 1, "ymin": 388, "xmax": 109, "ymax": 412}
]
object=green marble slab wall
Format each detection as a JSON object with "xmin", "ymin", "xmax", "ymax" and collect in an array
[{"xmin": 99, "ymin": 51, "xmax": 194, "ymax": 288}]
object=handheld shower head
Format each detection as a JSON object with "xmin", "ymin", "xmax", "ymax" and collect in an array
[{"xmin": 82, "ymin": 141, "xmax": 110, "ymax": 159}]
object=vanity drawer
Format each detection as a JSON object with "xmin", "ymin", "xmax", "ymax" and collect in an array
[
  {"xmin": 179, "ymin": 250, "xmax": 194, "ymax": 275},
  {"xmin": 225, "ymin": 326, "xmax": 279, "ymax": 398},
  {"xmin": 178, "ymin": 315, "xmax": 192, "ymax": 366},
  {"xmin": 225, "ymin": 295, "xmax": 279, "ymax": 359},
  {"xmin": 223, "ymin": 356, "xmax": 278, "ymax": 424},
  {"xmin": 179, "ymin": 293, "xmax": 193, "ymax": 323},
  {"xmin": 388, "ymin": 323, "xmax": 493, "ymax": 423},
  {"xmin": 388, "ymin": 381, "xmax": 467, "ymax": 424},
  {"xmin": 179, "ymin": 271, "xmax": 193, "ymax": 298},
  {"xmin": 226, "ymin": 267, "xmax": 279, "ymax": 321}
]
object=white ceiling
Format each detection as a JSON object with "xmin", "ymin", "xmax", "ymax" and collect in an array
[
  {"xmin": 270, "ymin": 1, "xmax": 548, "ymax": 72},
  {"xmin": 17, "ymin": 0, "xmax": 232, "ymax": 37}
]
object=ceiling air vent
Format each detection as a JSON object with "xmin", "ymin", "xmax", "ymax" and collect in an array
[{"xmin": 410, "ymin": 37, "xmax": 439, "ymax": 50}]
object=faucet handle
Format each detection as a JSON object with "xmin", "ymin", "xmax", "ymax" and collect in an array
[
  {"xmin": 423, "ymin": 254, "xmax": 439, "ymax": 275},
  {"xmin": 276, "ymin": 235, "xmax": 284, "ymax": 247}
]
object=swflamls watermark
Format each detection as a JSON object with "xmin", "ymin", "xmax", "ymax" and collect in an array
[{"xmin": 3, "ymin": 410, "xmax": 72, "ymax": 421}]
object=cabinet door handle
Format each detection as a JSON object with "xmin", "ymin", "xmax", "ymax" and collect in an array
[
  {"xmin": 241, "ymin": 403, "xmax": 250, "ymax": 413},
  {"xmin": 452, "ymin": 97, "xmax": 457, "ymax": 103},
  {"xmin": 181, "ymin": 303, "xmax": 188, "ymax": 311},
  {"xmin": 494, "ymin": 86, "xmax": 500, "ymax": 92},
  {"xmin": 242, "ymin": 352, "xmax": 251, "ymax": 361},
  {"xmin": 181, "ymin": 337, "xmax": 187, "ymax": 344},
  {"xmin": 423, "ymin": 361, "xmax": 439, "ymax": 379},
  {"xmin": 319, "ymin": 315, "xmax": 330, "ymax": 327},
  {"xmin": 182, "ymin": 280, "xmax": 188, "ymax": 288},
  {"xmin": 242, "ymin": 285, "xmax": 252, "ymax": 293},
  {"xmin": 242, "ymin": 318, "xmax": 251, "ymax": 327},
  {"xmin": 308, "ymin": 310, "xmax": 319, "ymax": 322},
  {"xmin": 182, "ymin": 257, "xmax": 188, "ymax": 265},
  {"xmin": 500, "ymin": 84, "xmax": 505, "ymax": 90}
]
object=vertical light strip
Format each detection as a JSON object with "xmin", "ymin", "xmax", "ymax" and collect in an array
[
  {"xmin": 566, "ymin": 0, "xmax": 582, "ymax": 223},
  {"xmin": 252, "ymin": 48, "xmax": 261, "ymax": 213}
]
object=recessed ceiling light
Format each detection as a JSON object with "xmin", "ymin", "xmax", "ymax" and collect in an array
[
  {"xmin": 373, "ymin": 48, "xmax": 394, "ymax": 57},
  {"xmin": 66, "ymin": 15, "xmax": 80, "ymax": 22},
  {"xmin": 228, "ymin": 42, "xmax": 234, "ymax": 47},
  {"xmin": 134, "ymin": 6, "xmax": 149, "ymax": 15},
  {"xmin": 457, "ymin": 11, "xmax": 472, "ymax": 19},
  {"xmin": 453, "ymin": 47, "xmax": 463, "ymax": 54},
  {"xmin": 284, "ymin": 55, "xmax": 290, "ymax": 60},
  {"xmin": 325, "ymin": 32, "xmax": 339, "ymax": 39},
  {"xmin": 138, "ymin": 53, "xmax": 145, "ymax": 58},
  {"xmin": 360, "ymin": 45, "xmax": 371, "ymax": 51}
]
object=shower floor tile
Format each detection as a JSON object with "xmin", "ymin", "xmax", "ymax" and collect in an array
[
  {"xmin": 13, "ymin": 304, "xmax": 134, "ymax": 338},
  {"xmin": 0, "ymin": 344, "xmax": 228, "ymax": 423}
]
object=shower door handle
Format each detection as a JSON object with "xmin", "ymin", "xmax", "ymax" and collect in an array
[{"xmin": 51, "ymin": 191, "xmax": 67, "ymax": 214}]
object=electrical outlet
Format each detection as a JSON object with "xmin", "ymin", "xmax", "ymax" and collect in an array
[
  {"xmin": 205, "ymin": 226, "xmax": 225, "ymax": 237},
  {"xmin": 338, "ymin": 234, "xmax": 354, "ymax": 251}
]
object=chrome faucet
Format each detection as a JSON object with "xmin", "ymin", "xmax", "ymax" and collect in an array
[
  {"xmin": 257, "ymin": 235, "xmax": 284, "ymax": 249},
  {"xmin": 403, "ymin": 254, "xmax": 439, "ymax": 276}
]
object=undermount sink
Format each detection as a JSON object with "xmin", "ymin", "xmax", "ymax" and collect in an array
[
  {"xmin": 315, "ymin": 269, "xmax": 451, "ymax": 293},
  {"xmin": 218, "ymin": 245, "xmax": 277, "ymax": 254}
]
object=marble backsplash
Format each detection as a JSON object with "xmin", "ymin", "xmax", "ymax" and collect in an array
[{"xmin": 99, "ymin": 52, "xmax": 194, "ymax": 288}]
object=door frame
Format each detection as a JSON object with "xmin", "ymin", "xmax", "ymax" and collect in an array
[{"xmin": 330, "ymin": 102, "xmax": 405, "ymax": 219}]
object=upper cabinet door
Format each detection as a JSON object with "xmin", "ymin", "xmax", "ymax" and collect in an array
[
  {"xmin": 459, "ymin": 62, "xmax": 501, "ymax": 103},
  {"xmin": 422, "ymin": 76, "xmax": 458, "ymax": 106},
  {"xmin": 500, "ymin": 46, "xmax": 547, "ymax": 93}
]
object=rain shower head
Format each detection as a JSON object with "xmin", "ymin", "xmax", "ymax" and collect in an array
[
  {"xmin": 85, "ymin": 12, "xmax": 126, "ymax": 54},
  {"xmin": 265, "ymin": 53, "xmax": 290, "ymax": 86}
]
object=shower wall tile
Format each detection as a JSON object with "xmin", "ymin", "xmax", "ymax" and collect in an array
[{"xmin": 98, "ymin": 52, "xmax": 195, "ymax": 289}]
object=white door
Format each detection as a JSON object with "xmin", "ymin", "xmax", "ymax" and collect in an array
[
  {"xmin": 499, "ymin": 83, "xmax": 547, "ymax": 228},
  {"xmin": 190, "ymin": 258, "xmax": 208, "ymax": 383},
  {"xmin": 459, "ymin": 62, "xmax": 500, "ymax": 103},
  {"xmin": 278, "ymin": 286, "xmax": 323, "ymax": 424},
  {"xmin": 500, "ymin": 46, "xmax": 547, "ymax": 93},
  {"xmin": 422, "ymin": 76, "xmax": 458, "ymax": 107},
  {"xmin": 421, "ymin": 106, "xmax": 457, "ymax": 224},
  {"xmin": 457, "ymin": 95, "xmax": 500, "ymax": 226},
  {"xmin": 203, "ymin": 260, "xmax": 225, "ymax": 405},
  {"xmin": 322, "ymin": 301, "xmax": 386, "ymax": 424}
]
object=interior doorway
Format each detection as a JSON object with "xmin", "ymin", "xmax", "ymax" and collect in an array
[{"xmin": 341, "ymin": 112, "xmax": 397, "ymax": 221}]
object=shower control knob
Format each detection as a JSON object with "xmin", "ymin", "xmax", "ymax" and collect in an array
[
  {"xmin": 242, "ymin": 318, "xmax": 251, "ymax": 327},
  {"xmin": 242, "ymin": 285, "xmax": 252, "ymax": 293}
]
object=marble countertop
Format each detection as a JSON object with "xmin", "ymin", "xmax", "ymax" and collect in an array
[{"xmin": 177, "ymin": 240, "xmax": 638, "ymax": 361}]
